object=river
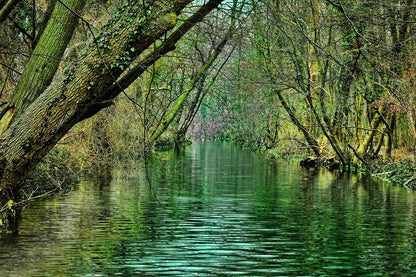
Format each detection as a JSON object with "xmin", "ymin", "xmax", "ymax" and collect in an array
[{"xmin": 0, "ymin": 141, "xmax": 415, "ymax": 276}]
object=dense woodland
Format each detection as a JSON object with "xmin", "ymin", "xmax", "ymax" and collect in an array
[{"xmin": 1, "ymin": 0, "xmax": 416, "ymax": 228}]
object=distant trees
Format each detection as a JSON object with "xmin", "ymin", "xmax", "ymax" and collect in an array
[
  {"xmin": 204, "ymin": 0, "xmax": 416, "ymax": 166},
  {"xmin": 126, "ymin": 0, "xmax": 248, "ymax": 148}
]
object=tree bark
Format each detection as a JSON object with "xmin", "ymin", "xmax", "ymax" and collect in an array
[{"xmin": 0, "ymin": 0, "xmax": 87, "ymax": 135}]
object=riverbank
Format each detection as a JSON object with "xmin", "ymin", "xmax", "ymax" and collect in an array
[
  {"xmin": 369, "ymin": 159, "xmax": 416, "ymax": 189},
  {"xmin": 265, "ymin": 145, "xmax": 416, "ymax": 189},
  {"xmin": 0, "ymin": 148, "xmax": 81, "ymax": 232},
  {"xmin": 2, "ymin": 139, "xmax": 415, "ymax": 233}
]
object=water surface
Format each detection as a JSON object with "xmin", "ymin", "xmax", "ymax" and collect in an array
[{"xmin": 0, "ymin": 141, "xmax": 415, "ymax": 276}]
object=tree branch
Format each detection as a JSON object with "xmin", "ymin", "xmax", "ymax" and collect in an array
[{"xmin": 0, "ymin": 0, "xmax": 20, "ymax": 23}]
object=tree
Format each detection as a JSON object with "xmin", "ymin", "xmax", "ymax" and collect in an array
[
  {"xmin": 0, "ymin": 0, "xmax": 87, "ymax": 134},
  {"xmin": 0, "ymin": 0, "xmax": 224, "ymax": 224}
]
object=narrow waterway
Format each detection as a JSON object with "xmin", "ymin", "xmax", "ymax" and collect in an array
[{"xmin": 0, "ymin": 141, "xmax": 415, "ymax": 276}]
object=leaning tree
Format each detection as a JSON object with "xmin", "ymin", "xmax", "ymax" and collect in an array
[{"xmin": 0, "ymin": 0, "xmax": 224, "ymax": 226}]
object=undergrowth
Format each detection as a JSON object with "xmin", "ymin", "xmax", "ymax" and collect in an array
[{"xmin": 370, "ymin": 159, "xmax": 416, "ymax": 189}]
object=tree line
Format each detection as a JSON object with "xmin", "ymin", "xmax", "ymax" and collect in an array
[{"xmin": 212, "ymin": 0, "xmax": 416, "ymax": 169}]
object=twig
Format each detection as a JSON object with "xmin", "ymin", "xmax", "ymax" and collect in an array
[
  {"xmin": 0, "ymin": 180, "xmax": 64, "ymax": 213},
  {"xmin": 0, "ymin": 61, "xmax": 22, "ymax": 75}
]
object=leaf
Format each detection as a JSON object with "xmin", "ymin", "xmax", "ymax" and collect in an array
[{"xmin": 7, "ymin": 200, "xmax": 13, "ymax": 208}]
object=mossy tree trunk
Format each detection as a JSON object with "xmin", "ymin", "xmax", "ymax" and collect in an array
[
  {"xmin": 0, "ymin": 0, "xmax": 87, "ymax": 135},
  {"xmin": 352, "ymin": 108, "xmax": 384, "ymax": 167},
  {"xmin": 276, "ymin": 89, "xmax": 322, "ymax": 157}
]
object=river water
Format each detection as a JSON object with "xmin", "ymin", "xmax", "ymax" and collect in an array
[{"xmin": 0, "ymin": 141, "xmax": 416, "ymax": 276}]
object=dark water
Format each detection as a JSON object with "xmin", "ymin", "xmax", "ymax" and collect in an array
[{"xmin": 0, "ymin": 141, "xmax": 416, "ymax": 276}]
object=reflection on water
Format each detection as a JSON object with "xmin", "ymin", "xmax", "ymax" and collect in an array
[{"xmin": 0, "ymin": 141, "xmax": 416, "ymax": 276}]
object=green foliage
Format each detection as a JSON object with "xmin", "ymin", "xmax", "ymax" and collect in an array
[
  {"xmin": 63, "ymin": 65, "xmax": 79, "ymax": 84},
  {"xmin": 371, "ymin": 160, "xmax": 416, "ymax": 188},
  {"xmin": 87, "ymin": 81, "xmax": 94, "ymax": 90},
  {"xmin": 90, "ymin": 1, "xmax": 150, "ymax": 54},
  {"xmin": 326, "ymin": 6, "xmax": 339, "ymax": 15},
  {"xmin": 13, "ymin": 1, "xmax": 36, "ymax": 31},
  {"xmin": 110, "ymin": 54, "xmax": 131, "ymax": 70},
  {"xmin": 28, "ymin": 148, "xmax": 82, "ymax": 194}
]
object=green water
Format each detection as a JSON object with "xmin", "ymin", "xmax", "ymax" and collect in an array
[{"xmin": 0, "ymin": 141, "xmax": 416, "ymax": 276}]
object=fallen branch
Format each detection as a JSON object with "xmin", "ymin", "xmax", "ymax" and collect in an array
[
  {"xmin": 403, "ymin": 175, "xmax": 416, "ymax": 188},
  {"xmin": 371, "ymin": 170, "xmax": 394, "ymax": 176}
]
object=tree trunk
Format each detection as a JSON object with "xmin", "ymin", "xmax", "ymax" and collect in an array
[
  {"xmin": 385, "ymin": 113, "xmax": 396, "ymax": 160},
  {"xmin": 353, "ymin": 108, "xmax": 384, "ymax": 167},
  {"xmin": 275, "ymin": 89, "xmax": 322, "ymax": 157},
  {"xmin": 0, "ymin": 0, "xmax": 87, "ymax": 135}
]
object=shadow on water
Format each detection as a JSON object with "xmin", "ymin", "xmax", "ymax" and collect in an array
[{"xmin": 0, "ymin": 140, "xmax": 415, "ymax": 276}]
